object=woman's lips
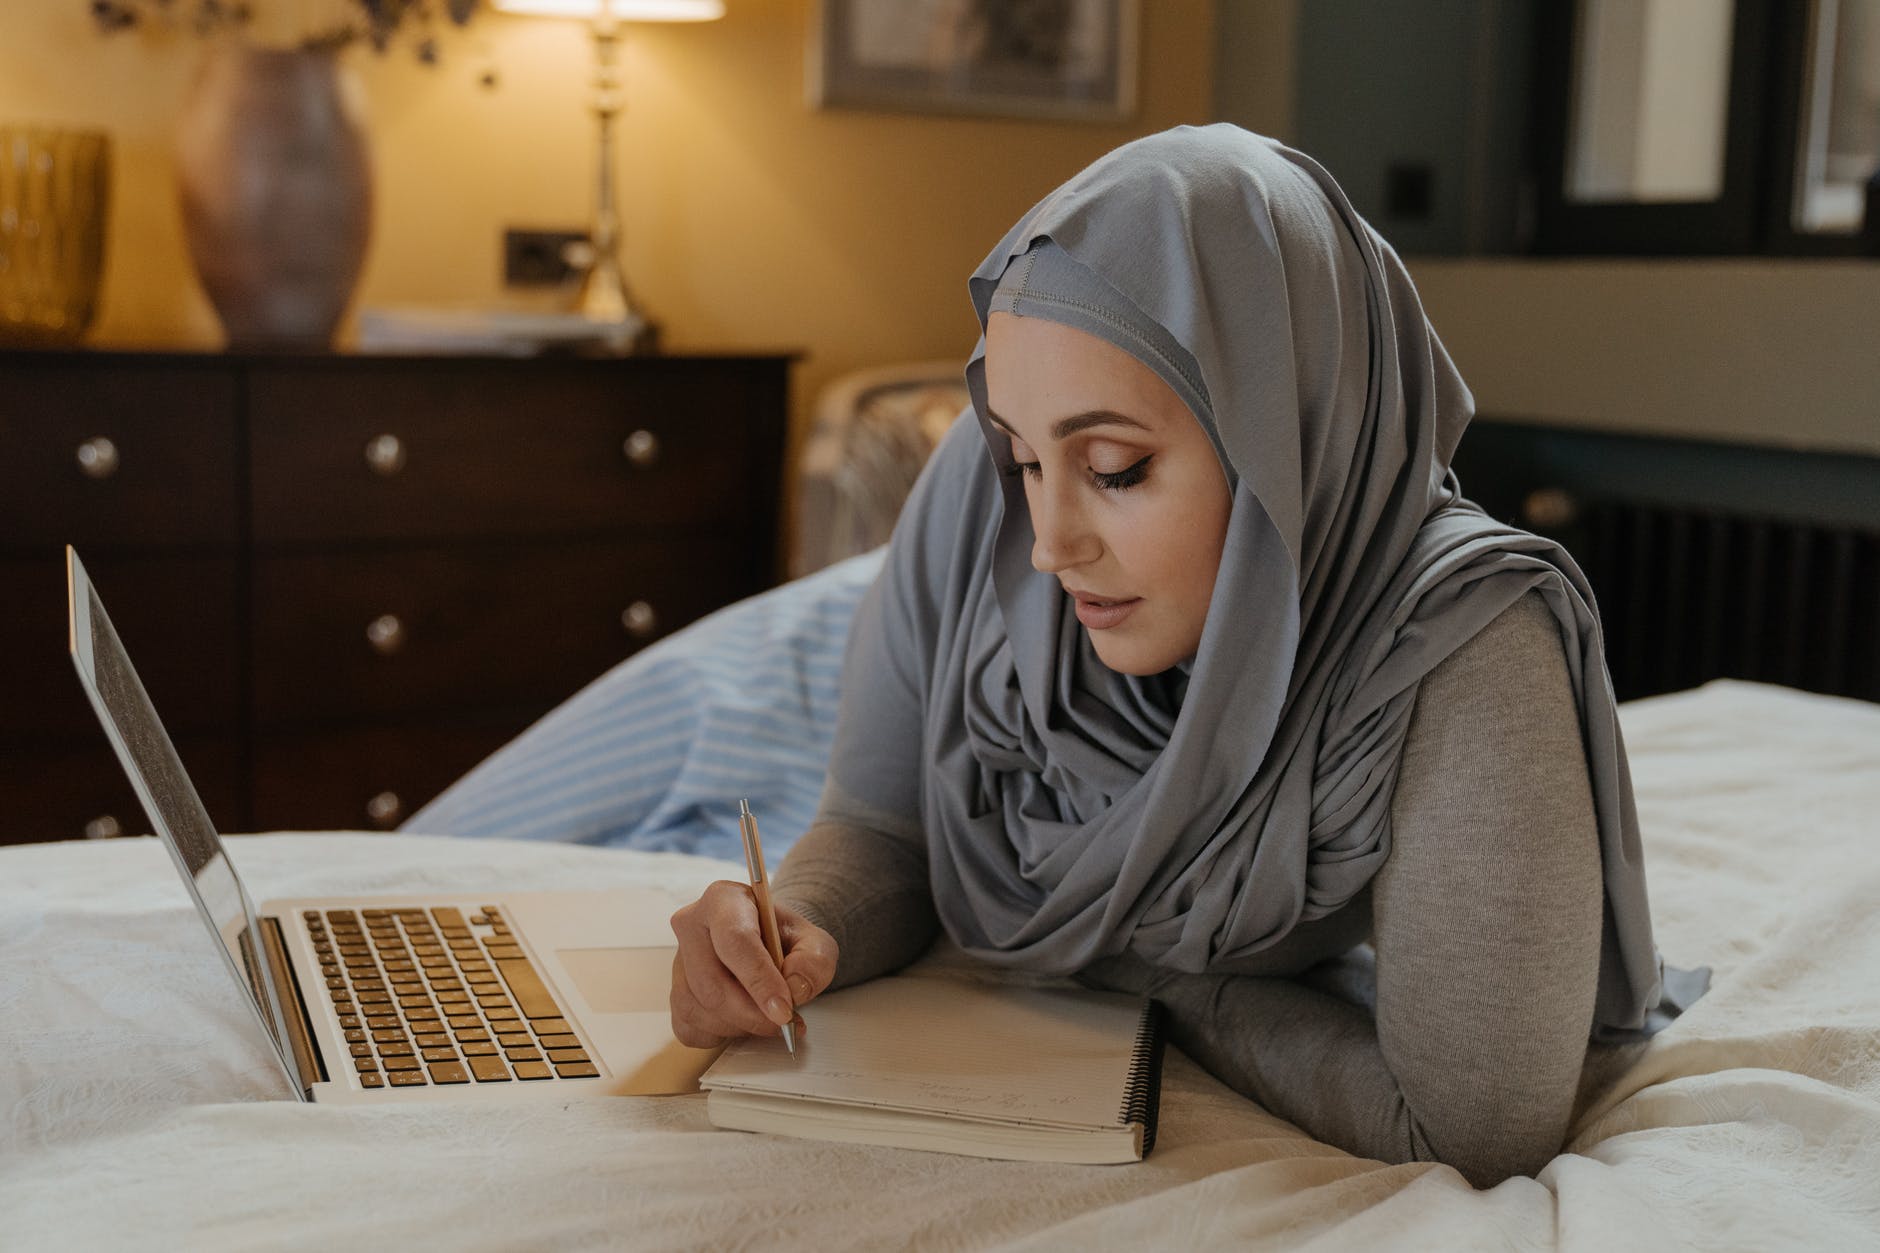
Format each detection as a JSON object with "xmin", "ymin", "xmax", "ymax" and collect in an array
[{"xmin": 1070, "ymin": 594, "xmax": 1142, "ymax": 630}]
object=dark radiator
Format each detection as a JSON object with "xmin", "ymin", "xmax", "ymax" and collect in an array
[{"xmin": 1521, "ymin": 491, "xmax": 1880, "ymax": 704}]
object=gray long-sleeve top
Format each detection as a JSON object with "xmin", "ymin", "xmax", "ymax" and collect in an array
[{"xmin": 772, "ymin": 592, "xmax": 1610, "ymax": 1188}]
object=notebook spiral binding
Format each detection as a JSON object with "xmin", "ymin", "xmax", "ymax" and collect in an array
[{"xmin": 1118, "ymin": 998, "xmax": 1168, "ymax": 1157}]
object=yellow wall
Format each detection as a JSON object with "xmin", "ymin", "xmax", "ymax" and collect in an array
[{"xmin": 1, "ymin": 0, "xmax": 1218, "ymax": 464}]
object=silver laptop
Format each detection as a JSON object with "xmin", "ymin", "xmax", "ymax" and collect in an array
[{"xmin": 65, "ymin": 545, "xmax": 721, "ymax": 1103}]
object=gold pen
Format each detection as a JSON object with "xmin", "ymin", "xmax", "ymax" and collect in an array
[{"xmin": 738, "ymin": 797, "xmax": 796, "ymax": 1055}]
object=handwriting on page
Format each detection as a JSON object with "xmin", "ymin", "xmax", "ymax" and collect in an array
[{"xmin": 707, "ymin": 976, "xmax": 1142, "ymax": 1128}]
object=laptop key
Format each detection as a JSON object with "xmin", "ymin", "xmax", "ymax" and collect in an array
[
  {"xmin": 536, "ymin": 1033, "xmax": 578, "ymax": 1050},
  {"xmin": 354, "ymin": 1057, "xmax": 379, "ymax": 1073},
  {"xmin": 497, "ymin": 1033, "xmax": 532, "ymax": 1048},
  {"xmin": 555, "ymin": 1062, "xmax": 599, "ymax": 1079},
  {"xmin": 532, "ymin": 1018, "xmax": 571, "ymax": 1036},
  {"xmin": 446, "ymin": 1015, "xmax": 481, "ymax": 1030},
  {"xmin": 421, "ymin": 1047, "xmax": 458, "ymax": 1063},
  {"xmin": 416, "ymin": 1033, "xmax": 452, "ymax": 1049},
  {"xmin": 383, "ymin": 1054, "xmax": 422, "ymax": 1071},
  {"xmin": 513, "ymin": 1061, "xmax": 552, "ymax": 1081},
  {"xmin": 493, "ymin": 958, "xmax": 560, "ymax": 1019},
  {"xmin": 350, "ymin": 1043, "xmax": 373, "ymax": 1058},
  {"xmin": 427, "ymin": 1061, "xmax": 470, "ymax": 1085},
  {"xmin": 461, "ymin": 1041, "xmax": 499, "ymax": 1056},
  {"xmin": 388, "ymin": 1070, "xmax": 426, "ymax": 1087},
  {"xmin": 547, "ymin": 1048, "xmax": 590, "ymax": 1065},
  {"xmin": 379, "ymin": 1042, "xmax": 415, "ymax": 1057},
  {"xmin": 467, "ymin": 1055, "xmax": 511, "ymax": 1082},
  {"xmin": 360, "ymin": 1072, "xmax": 385, "ymax": 1088},
  {"xmin": 504, "ymin": 1047, "xmax": 542, "ymax": 1063}
]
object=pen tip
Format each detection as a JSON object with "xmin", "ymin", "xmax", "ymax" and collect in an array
[
  {"xmin": 739, "ymin": 797, "xmax": 752, "ymax": 817},
  {"xmin": 781, "ymin": 1021, "xmax": 796, "ymax": 1054}
]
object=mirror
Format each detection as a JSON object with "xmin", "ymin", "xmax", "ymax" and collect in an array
[
  {"xmin": 1565, "ymin": 0, "xmax": 1736, "ymax": 203},
  {"xmin": 1792, "ymin": 0, "xmax": 1880, "ymax": 234}
]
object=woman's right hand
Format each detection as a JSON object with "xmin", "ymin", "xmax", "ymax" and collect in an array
[{"xmin": 668, "ymin": 881, "xmax": 839, "ymax": 1049}]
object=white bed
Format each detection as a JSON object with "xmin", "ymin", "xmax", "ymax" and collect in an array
[{"xmin": 2, "ymin": 680, "xmax": 1877, "ymax": 1251}]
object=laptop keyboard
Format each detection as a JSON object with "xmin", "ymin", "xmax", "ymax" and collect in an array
[{"xmin": 306, "ymin": 905, "xmax": 601, "ymax": 1090}]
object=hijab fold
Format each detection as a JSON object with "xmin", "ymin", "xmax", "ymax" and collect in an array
[{"xmin": 827, "ymin": 124, "xmax": 1697, "ymax": 1040}]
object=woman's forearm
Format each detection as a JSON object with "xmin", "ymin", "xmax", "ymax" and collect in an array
[{"xmin": 772, "ymin": 799, "xmax": 939, "ymax": 991}]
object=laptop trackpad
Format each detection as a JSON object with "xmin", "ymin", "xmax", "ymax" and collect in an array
[{"xmin": 556, "ymin": 946, "xmax": 675, "ymax": 1014}]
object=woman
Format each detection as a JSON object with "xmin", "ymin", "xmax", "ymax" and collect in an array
[{"xmin": 667, "ymin": 124, "xmax": 1703, "ymax": 1188}]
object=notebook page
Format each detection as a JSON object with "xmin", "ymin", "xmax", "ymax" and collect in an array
[{"xmin": 701, "ymin": 975, "xmax": 1145, "ymax": 1130}]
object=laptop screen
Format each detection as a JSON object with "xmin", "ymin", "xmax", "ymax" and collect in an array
[{"xmin": 65, "ymin": 547, "xmax": 301, "ymax": 1094}]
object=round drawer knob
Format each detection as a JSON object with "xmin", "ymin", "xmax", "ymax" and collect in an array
[
  {"xmin": 76, "ymin": 436, "xmax": 119, "ymax": 480},
  {"xmin": 622, "ymin": 429, "xmax": 660, "ymax": 468},
  {"xmin": 366, "ymin": 613, "xmax": 405, "ymax": 655},
  {"xmin": 365, "ymin": 791, "xmax": 403, "ymax": 828},
  {"xmin": 83, "ymin": 814, "xmax": 124, "ymax": 840},
  {"xmin": 364, "ymin": 433, "xmax": 407, "ymax": 477},
  {"xmin": 1521, "ymin": 487, "xmax": 1580, "ymax": 530},
  {"xmin": 620, "ymin": 600, "xmax": 659, "ymax": 639}
]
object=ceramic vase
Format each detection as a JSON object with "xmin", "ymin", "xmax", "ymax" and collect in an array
[{"xmin": 174, "ymin": 44, "xmax": 372, "ymax": 349}]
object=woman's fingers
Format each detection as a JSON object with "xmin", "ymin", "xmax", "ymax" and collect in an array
[
  {"xmin": 668, "ymin": 882, "xmax": 842, "ymax": 1045},
  {"xmin": 670, "ymin": 881, "xmax": 791, "ymax": 1036},
  {"xmin": 706, "ymin": 900, "xmax": 797, "ymax": 1028},
  {"xmin": 667, "ymin": 951, "xmax": 729, "ymax": 1049},
  {"xmin": 774, "ymin": 906, "xmax": 838, "ymax": 1007}
]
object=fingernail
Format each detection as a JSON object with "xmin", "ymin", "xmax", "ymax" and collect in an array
[
  {"xmin": 787, "ymin": 974, "xmax": 812, "ymax": 1004},
  {"xmin": 766, "ymin": 996, "xmax": 791, "ymax": 1024}
]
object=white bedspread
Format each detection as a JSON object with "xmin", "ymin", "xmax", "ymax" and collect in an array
[{"xmin": 3, "ymin": 681, "xmax": 1877, "ymax": 1251}]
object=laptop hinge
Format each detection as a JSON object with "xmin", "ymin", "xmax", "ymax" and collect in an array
[{"xmin": 259, "ymin": 915, "xmax": 328, "ymax": 1094}]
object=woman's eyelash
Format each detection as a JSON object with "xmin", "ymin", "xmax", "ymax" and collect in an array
[
  {"xmin": 1093, "ymin": 455, "xmax": 1151, "ymax": 490},
  {"xmin": 1002, "ymin": 456, "xmax": 1151, "ymax": 490}
]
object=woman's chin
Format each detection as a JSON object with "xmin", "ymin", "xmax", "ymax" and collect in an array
[{"xmin": 1088, "ymin": 632, "xmax": 1184, "ymax": 677}]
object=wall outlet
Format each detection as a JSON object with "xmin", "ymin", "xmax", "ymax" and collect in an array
[
  {"xmin": 1384, "ymin": 163, "xmax": 1434, "ymax": 222},
  {"xmin": 504, "ymin": 228, "xmax": 589, "ymax": 286}
]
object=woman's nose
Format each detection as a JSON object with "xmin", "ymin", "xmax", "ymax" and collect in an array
[{"xmin": 1029, "ymin": 482, "xmax": 1101, "ymax": 574}]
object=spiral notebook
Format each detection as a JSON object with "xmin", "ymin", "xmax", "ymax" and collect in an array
[{"xmin": 698, "ymin": 972, "xmax": 1165, "ymax": 1164}]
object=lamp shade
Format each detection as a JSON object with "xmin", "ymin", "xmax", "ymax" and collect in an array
[{"xmin": 492, "ymin": 0, "xmax": 723, "ymax": 18}]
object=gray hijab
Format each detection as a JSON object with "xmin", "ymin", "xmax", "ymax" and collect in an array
[{"xmin": 828, "ymin": 123, "xmax": 1680, "ymax": 1038}]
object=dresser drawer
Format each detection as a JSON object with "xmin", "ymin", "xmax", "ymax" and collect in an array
[
  {"xmin": 0, "ymin": 736, "xmax": 240, "ymax": 846},
  {"xmin": 247, "ymin": 360, "xmax": 773, "ymax": 545},
  {"xmin": 251, "ymin": 715, "xmax": 532, "ymax": 832},
  {"xmin": 0, "ymin": 359, "xmax": 240, "ymax": 550},
  {"xmin": 0, "ymin": 552, "xmax": 241, "ymax": 749},
  {"xmin": 249, "ymin": 538, "xmax": 751, "ymax": 729}
]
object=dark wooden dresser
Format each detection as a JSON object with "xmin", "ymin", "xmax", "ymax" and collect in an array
[{"xmin": 0, "ymin": 348, "xmax": 792, "ymax": 845}]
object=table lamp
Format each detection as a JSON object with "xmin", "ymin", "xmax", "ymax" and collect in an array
[{"xmin": 492, "ymin": 0, "xmax": 724, "ymax": 348}]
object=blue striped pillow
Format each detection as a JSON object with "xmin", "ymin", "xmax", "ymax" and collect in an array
[{"xmin": 401, "ymin": 548, "xmax": 885, "ymax": 868}]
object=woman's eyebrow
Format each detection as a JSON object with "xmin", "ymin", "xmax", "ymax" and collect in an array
[{"xmin": 984, "ymin": 408, "xmax": 1151, "ymax": 440}]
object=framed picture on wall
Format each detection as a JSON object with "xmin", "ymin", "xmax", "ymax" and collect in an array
[{"xmin": 809, "ymin": 0, "xmax": 1139, "ymax": 123}]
